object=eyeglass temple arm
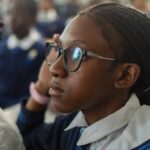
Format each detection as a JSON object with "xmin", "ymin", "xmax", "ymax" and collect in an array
[{"xmin": 87, "ymin": 51, "xmax": 116, "ymax": 61}]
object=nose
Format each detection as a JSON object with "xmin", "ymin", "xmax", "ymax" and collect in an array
[{"xmin": 49, "ymin": 56, "xmax": 67, "ymax": 78}]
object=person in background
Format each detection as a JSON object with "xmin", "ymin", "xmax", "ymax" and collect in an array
[
  {"xmin": 36, "ymin": 0, "xmax": 65, "ymax": 39},
  {"xmin": 0, "ymin": 21, "xmax": 25, "ymax": 150},
  {"xmin": 17, "ymin": 3, "xmax": 150, "ymax": 150},
  {"xmin": 37, "ymin": 0, "xmax": 58, "ymax": 23},
  {"xmin": 130, "ymin": 0, "xmax": 150, "ymax": 12},
  {"xmin": 0, "ymin": 0, "xmax": 45, "ymax": 108},
  {"xmin": 56, "ymin": 0, "xmax": 79, "ymax": 25}
]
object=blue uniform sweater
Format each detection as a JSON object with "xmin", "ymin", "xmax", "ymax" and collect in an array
[
  {"xmin": 0, "ymin": 38, "xmax": 45, "ymax": 108},
  {"xmin": 36, "ymin": 17, "xmax": 65, "ymax": 38},
  {"xmin": 17, "ymin": 99, "xmax": 80, "ymax": 150}
]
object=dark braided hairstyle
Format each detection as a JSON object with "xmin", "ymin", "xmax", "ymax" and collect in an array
[{"xmin": 79, "ymin": 3, "xmax": 150, "ymax": 105}]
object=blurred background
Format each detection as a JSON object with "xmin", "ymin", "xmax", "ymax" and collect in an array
[{"xmin": 1, "ymin": 0, "xmax": 150, "ymax": 38}]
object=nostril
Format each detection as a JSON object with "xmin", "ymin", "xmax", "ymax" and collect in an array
[
  {"xmin": 49, "ymin": 55, "xmax": 68, "ymax": 78},
  {"xmin": 49, "ymin": 65, "xmax": 58, "ymax": 77}
]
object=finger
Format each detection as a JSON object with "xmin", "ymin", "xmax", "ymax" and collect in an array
[
  {"xmin": 53, "ymin": 34, "xmax": 60, "ymax": 43},
  {"xmin": 45, "ymin": 34, "xmax": 60, "ymax": 45}
]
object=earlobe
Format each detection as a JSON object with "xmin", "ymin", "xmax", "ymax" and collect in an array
[{"xmin": 114, "ymin": 63, "xmax": 141, "ymax": 89}]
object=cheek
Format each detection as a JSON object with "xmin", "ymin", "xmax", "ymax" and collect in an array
[
  {"xmin": 68, "ymin": 66, "xmax": 115, "ymax": 107},
  {"xmin": 52, "ymin": 63, "xmax": 115, "ymax": 113},
  {"xmin": 73, "ymin": 71, "xmax": 102, "ymax": 97},
  {"xmin": 51, "ymin": 71, "xmax": 98, "ymax": 112},
  {"xmin": 63, "ymin": 69, "xmax": 106, "ymax": 106}
]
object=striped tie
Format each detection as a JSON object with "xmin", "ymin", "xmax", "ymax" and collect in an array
[{"xmin": 76, "ymin": 128, "xmax": 89, "ymax": 150}]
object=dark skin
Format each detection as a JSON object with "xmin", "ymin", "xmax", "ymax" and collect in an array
[
  {"xmin": 38, "ymin": 0, "xmax": 54, "ymax": 11},
  {"xmin": 26, "ymin": 15, "xmax": 140, "ymax": 124},
  {"xmin": 26, "ymin": 35, "xmax": 59, "ymax": 112},
  {"xmin": 0, "ymin": 22, "xmax": 3, "ymax": 28},
  {"xmin": 9, "ymin": 2, "xmax": 36, "ymax": 40},
  {"xmin": 0, "ymin": 21, "xmax": 3, "ymax": 38},
  {"xmin": 131, "ymin": 0, "xmax": 148, "ymax": 12}
]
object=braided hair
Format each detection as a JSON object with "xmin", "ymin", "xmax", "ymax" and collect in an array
[{"xmin": 79, "ymin": 3, "xmax": 150, "ymax": 105}]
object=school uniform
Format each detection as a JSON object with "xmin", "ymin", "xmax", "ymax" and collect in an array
[
  {"xmin": 36, "ymin": 9, "xmax": 65, "ymax": 38},
  {"xmin": 0, "ymin": 29, "xmax": 45, "ymax": 108},
  {"xmin": 36, "ymin": 18, "xmax": 65, "ymax": 38},
  {"xmin": 17, "ymin": 93, "xmax": 150, "ymax": 150}
]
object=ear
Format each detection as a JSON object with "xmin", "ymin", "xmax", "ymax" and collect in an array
[{"xmin": 114, "ymin": 63, "xmax": 141, "ymax": 89}]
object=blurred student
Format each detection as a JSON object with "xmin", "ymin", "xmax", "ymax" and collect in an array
[
  {"xmin": 0, "ymin": 0, "xmax": 45, "ymax": 108},
  {"xmin": 36, "ymin": 0, "xmax": 65, "ymax": 38},
  {"xmin": 131, "ymin": 0, "xmax": 150, "ymax": 12},
  {"xmin": 0, "ymin": 21, "xmax": 25, "ymax": 150}
]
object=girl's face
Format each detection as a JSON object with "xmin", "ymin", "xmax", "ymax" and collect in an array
[{"xmin": 49, "ymin": 15, "xmax": 120, "ymax": 116}]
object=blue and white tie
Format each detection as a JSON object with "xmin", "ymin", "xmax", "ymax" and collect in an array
[{"xmin": 76, "ymin": 128, "xmax": 89, "ymax": 150}]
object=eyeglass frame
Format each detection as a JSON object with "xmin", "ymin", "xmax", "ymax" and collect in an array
[{"xmin": 45, "ymin": 42, "xmax": 116, "ymax": 72}]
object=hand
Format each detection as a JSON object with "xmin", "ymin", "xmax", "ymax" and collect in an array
[
  {"xmin": 35, "ymin": 34, "xmax": 60, "ymax": 96},
  {"xmin": 26, "ymin": 34, "xmax": 60, "ymax": 111}
]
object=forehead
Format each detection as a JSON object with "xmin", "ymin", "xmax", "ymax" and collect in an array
[
  {"xmin": 60, "ymin": 15, "xmax": 114, "ymax": 56},
  {"xmin": 9, "ymin": 0, "xmax": 28, "ymax": 13}
]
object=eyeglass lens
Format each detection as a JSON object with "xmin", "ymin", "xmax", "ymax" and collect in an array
[
  {"xmin": 46, "ymin": 43, "xmax": 83, "ymax": 71},
  {"xmin": 64, "ymin": 47, "xmax": 83, "ymax": 71}
]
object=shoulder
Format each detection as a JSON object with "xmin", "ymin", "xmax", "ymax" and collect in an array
[
  {"xmin": 105, "ymin": 105, "xmax": 150, "ymax": 150},
  {"xmin": 123, "ymin": 105, "xmax": 150, "ymax": 149},
  {"xmin": 128, "ymin": 105, "xmax": 150, "ymax": 131}
]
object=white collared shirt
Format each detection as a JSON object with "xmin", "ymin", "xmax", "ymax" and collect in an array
[
  {"xmin": 65, "ymin": 94, "xmax": 150, "ymax": 150},
  {"xmin": 7, "ymin": 28, "xmax": 42, "ymax": 50},
  {"xmin": 37, "ymin": 9, "xmax": 58, "ymax": 23}
]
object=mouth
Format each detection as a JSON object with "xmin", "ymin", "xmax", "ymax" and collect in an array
[{"xmin": 49, "ymin": 82, "xmax": 64, "ymax": 97}]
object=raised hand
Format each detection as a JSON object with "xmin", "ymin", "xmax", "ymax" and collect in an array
[
  {"xmin": 35, "ymin": 34, "xmax": 60, "ymax": 96},
  {"xmin": 26, "ymin": 34, "xmax": 60, "ymax": 111}
]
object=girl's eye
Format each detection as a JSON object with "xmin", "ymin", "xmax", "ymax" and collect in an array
[{"xmin": 73, "ymin": 47, "xmax": 83, "ymax": 59}]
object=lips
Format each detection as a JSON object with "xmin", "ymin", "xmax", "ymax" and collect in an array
[{"xmin": 49, "ymin": 82, "xmax": 64, "ymax": 97}]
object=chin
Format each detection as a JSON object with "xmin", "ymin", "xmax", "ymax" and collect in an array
[{"xmin": 51, "ymin": 100, "xmax": 76, "ymax": 114}]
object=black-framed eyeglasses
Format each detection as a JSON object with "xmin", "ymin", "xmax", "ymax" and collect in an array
[{"xmin": 45, "ymin": 42, "xmax": 116, "ymax": 72}]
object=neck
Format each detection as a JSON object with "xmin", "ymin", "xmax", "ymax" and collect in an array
[
  {"xmin": 16, "ymin": 32, "xmax": 29, "ymax": 40},
  {"xmin": 82, "ymin": 91, "xmax": 130, "ymax": 125}
]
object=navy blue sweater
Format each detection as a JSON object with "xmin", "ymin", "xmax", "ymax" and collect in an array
[
  {"xmin": 0, "ymin": 38, "xmax": 45, "ymax": 108},
  {"xmin": 36, "ymin": 17, "xmax": 65, "ymax": 38},
  {"xmin": 17, "ymin": 100, "xmax": 80, "ymax": 150}
]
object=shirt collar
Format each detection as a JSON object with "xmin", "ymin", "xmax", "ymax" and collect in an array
[
  {"xmin": 65, "ymin": 111, "xmax": 88, "ymax": 131},
  {"xmin": 65, "ymin": 93, "xmax": 141, "ymax": 146},
  {"xmin": 7, "ymin": 28, "xmax": 42, "ymax": 50},
  {"xmin": 37, "ymin": 9, "xmax": 57, "ymax": 22}
]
